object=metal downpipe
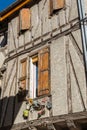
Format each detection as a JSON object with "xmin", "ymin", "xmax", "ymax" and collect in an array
[{"xmin": 77, "ymin": 0, "xmax": 87, "ymax": 72}]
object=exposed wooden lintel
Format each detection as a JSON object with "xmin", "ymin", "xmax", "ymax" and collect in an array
[{"xmin": 7, "ymin": 111, "xmax": 87, "ymax": 130}]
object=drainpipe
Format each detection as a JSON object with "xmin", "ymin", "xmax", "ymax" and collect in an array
[{"xmin": 77, "ymin": 0, "xmax": 87, "ymax": 73}]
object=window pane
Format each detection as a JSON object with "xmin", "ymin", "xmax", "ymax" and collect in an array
[{"xmin": 30, "ymin": 57, "xmax": 38, "ymax": 98}]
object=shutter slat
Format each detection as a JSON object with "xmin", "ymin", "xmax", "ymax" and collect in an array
[
  {"xmin": 20, "ymin": 8, "xmax": 31, "ymax": 31},
  {"xmin": 38, "ymin": 48, "xmax": 50, "ymax": 96},
  {"xmin": 41, "ymin": 71, "xmax": 49, "ymax": 95}
]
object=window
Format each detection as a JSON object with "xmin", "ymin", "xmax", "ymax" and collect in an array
[
  {"xmin": 30, "ymin": 56, "xmax": 38, "ymax": 98},
  {"xmin": 30, "ymin": 47, "xmax": 50, "ymax": 98},
  {"xmin": 49, "ymin": 0, "xmax": 65, "ymax": 16},
  {"xmin": 19, "ymin": 59, "xmax": 27, "ymax": 90},
  {"xmin": 19, "ymin": 8, "xmax": 31, "ymax": 32}
]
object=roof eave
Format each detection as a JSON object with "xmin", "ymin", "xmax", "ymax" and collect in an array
[{"xmin": 0, "ymin": 0, "xmax": 32, "ymax": 22}]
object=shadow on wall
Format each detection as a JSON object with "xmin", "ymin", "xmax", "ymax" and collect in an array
[
  {"xmin": 0, "ymin": 33, "xmax": 7, "ymax": 47},
  {"xmin": 0, "ymin": 89, "xmax": 25, "ymax": 130},
  {"xmin": 0, "ymin": 88, "xmax": 1, "ymax": 97}
]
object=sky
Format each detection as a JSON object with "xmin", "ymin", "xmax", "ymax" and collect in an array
[{"xmin": 0, "ymin": 0, "xmax": 16, "ymax": 12}]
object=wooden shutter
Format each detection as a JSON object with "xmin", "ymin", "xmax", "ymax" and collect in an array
[
  {"xmin": 19, "ymin": 58, "xmax": 27, "ymax": 90},
  {"xmin": 20, "ymin": 8, "xmax": 31, "ymax": 31},
  {"xmin": 38, "ymin": 48, "xmax": 50, "ymax": 96},
  {"xmin": 21, "ymin": 60, "xmax": 27, "ymax": 77},
  {"xmin": 20, "ymin": 59, "xmax": 27, "ymax": 90},
  {"xmin": 53, "ymin": 0, "xmax": 65, "ymax": 10}
]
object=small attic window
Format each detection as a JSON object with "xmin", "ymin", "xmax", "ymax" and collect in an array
[
  {"xmin": 0, "ymin": 33, "xmax": 7, "ymax": 48},
  {"xmin": 49, "ymin": 0, "xmax": 65, "ymax": 16},
  {"xmin": 19, "ymin": 8, "xmax": 31, "ymax": 32}
]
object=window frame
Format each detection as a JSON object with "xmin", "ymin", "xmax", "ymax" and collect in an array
[{"xmin": 29, "ymin": 47, "xmax": 50, "ymax": 99}]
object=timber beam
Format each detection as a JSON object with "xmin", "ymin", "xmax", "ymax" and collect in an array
[
  {"xmin": 46, "ymin": 124, "xmax": 62, "ymax": 130},
  {"xmin": 8, "ymin": 111, "xmax": 87, "ymax": 130},
  {"xmin": 46, "ymin": 123, "xmax": 56, "ymax": 130},
  {"xmin": 5, "ymin": 21, "xmax": 79, "ymax": 63}
]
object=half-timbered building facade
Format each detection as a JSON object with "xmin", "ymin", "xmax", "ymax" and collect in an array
[{"xmin": 0, "ymin": 0, "xmax": 87, "ymax": 130}]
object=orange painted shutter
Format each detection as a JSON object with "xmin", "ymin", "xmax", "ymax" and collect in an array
[
  {"xmin": 20, "ymin": 8, "xmax": 31, "ymax": 30},
  {"xmin": 49, "ymin": 0, "xmax": 53, "ymax": 16},
  {"xmin": 20, "ymin": 59, "xmax": 27, "ymax": 90},
  {"xmin": 22, "ymin": 60, "xmax": 27, "ymax": 77},
  {"xmin": 38, "ymin": 48, "xmax": 50, "ymax": 96},
  {"xmin": 53, "ymin": 0, "xmax": 64, "ymax": 10}
]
